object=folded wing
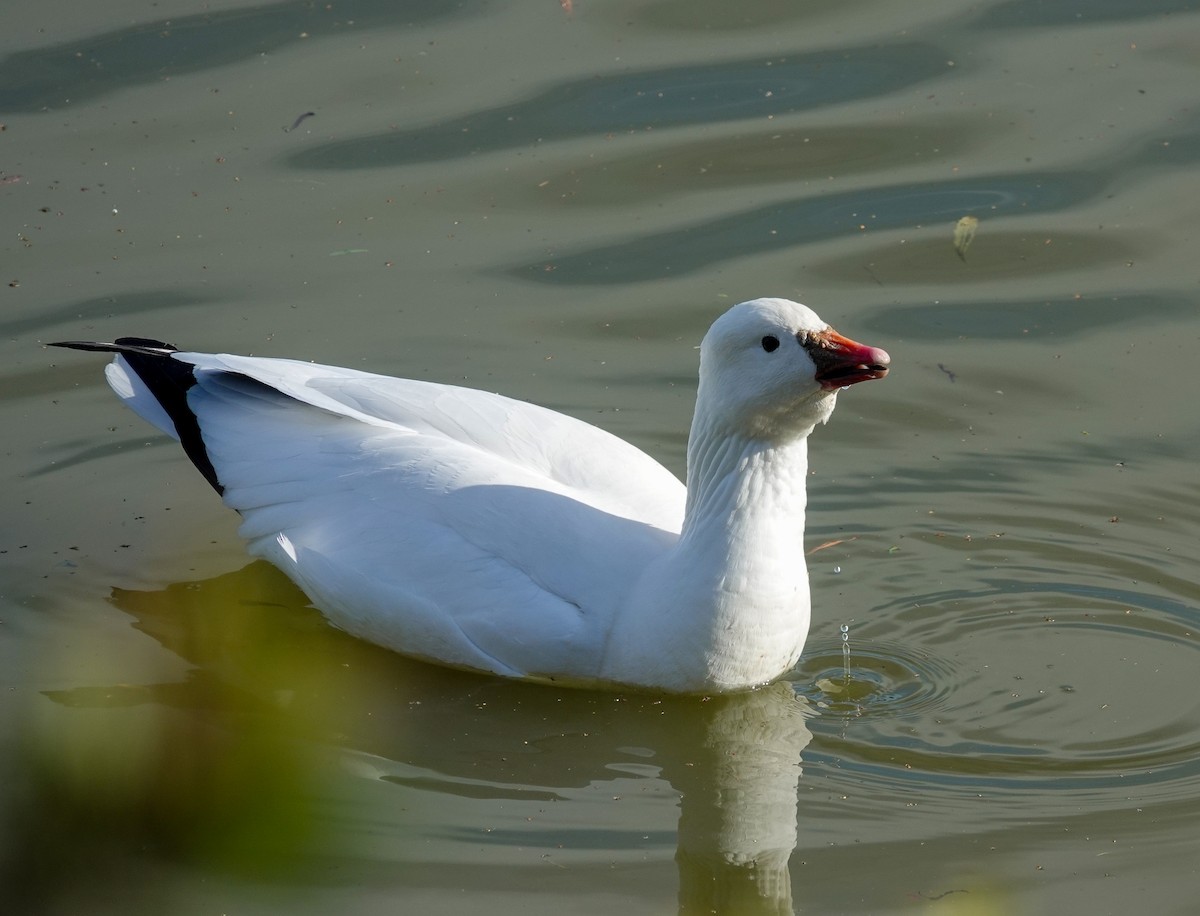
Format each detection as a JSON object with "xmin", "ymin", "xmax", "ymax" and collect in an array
[{"xmin": 129, "ymin": 353, "xmax": 686, "ymax": 679}]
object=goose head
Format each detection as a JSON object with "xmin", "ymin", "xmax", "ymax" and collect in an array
[{"xmin": 694, "ymin": 298, "xmax": 890, "ymax": 443}]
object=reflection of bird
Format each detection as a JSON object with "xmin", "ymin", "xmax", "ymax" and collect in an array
[
  {"xmin": 52, "ymin": 297, "xmax": 888, "ymax": 692},
  {"xmin": 675, "ymin": 681, "xmax": 813, "ymax": 915},
  {"xmin": 16, "ymin": 565, "xmax": 816, "ymax": 914}
]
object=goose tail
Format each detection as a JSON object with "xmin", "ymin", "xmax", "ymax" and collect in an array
[{"xmin": 49, "ymin": 337, "xmax": 224, "ymax": 494}]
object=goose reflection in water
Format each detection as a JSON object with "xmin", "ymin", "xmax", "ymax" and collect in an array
[{"xmin": 12, "ymin": 563, "xmax": 814, "ymax": 915}]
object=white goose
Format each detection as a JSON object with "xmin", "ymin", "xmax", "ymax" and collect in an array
[{"xmin": 53, "ymin": 298, "xmax": 888, "ymax": 693}]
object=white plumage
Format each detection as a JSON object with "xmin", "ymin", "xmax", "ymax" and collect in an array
[{"xmin": 57, "ymin": 297, "xmax": 889, "ymax": 692}]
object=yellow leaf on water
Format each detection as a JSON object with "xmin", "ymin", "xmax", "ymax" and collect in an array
[{"xmin": 953, "ymin": 215, "xmax": 979, "ymax": 261}]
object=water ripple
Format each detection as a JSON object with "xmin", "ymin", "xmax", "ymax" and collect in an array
[
  {"xmin": 794, "ymin": 574, "xmax": 1200, "ymax": 808},
  {"xmin": 975, "ymin": 0, "xmax": 1198, "ymax": 28},
  {"xmin": 511, "ymin": 171, "xmax": 1104, "ymax": 284},
  {"xmin": 286, "ymin": 42, "xmax": 952, "ymax": 169},
  {"xmin": 862, "ymin": 291, "xmax": 1193, "ymax": 341},
  {"xmin": 0, "ymin": 0, "xmax": 472, "ymax": 114}
]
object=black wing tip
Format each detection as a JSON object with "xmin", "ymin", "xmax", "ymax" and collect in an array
[
  {"xmin": 49, "ymin": 338, "xmax": 179, "ymax": 355},
  {"xmin": 48, "ymin": 340, "xmax": 120, "ymax": 352},
  {"xmin": 51, "ymin": 335, "xmax": 223, "ymax": 496}
]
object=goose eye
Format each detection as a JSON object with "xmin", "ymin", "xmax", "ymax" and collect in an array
[{"xmin": 761, "ymin": 335, "xmax": 780, "ymax": 353}]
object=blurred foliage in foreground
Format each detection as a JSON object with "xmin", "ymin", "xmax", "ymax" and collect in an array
[{"xmin": 0, "ymin": 564, "xmax": 362, "ymax": 915}]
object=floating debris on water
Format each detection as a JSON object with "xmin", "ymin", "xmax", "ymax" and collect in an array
[
  {"xmin": 953, "ymin": 215, "xmax": 979, "ymax": 260},
  {"xmin": 286, "ymin": 111, "xmax": 316, "ymax": 132}
]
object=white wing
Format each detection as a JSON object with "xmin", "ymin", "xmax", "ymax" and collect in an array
[{"xmin": 168, "ymin": 353, "xmax": 686, "ymax": 680}]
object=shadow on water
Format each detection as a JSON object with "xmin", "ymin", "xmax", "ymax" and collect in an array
[{"xmin": 0, "ymin": 0, "xmax": 478, "ymax": 114}]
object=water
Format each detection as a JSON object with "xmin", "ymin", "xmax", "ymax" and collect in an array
[{"xmin": 3, "ymin": 1, "xmax": 1199, "ymax": 913}]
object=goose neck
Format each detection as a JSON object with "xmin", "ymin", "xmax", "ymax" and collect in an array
[{"xmin": 681, "ymin": 424, "xmax": 810, "ymax": 542}]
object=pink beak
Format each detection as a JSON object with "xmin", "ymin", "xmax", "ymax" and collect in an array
[{"xmin": 809, "ymin": 329, "xmax": 891, "ymax": 391}]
